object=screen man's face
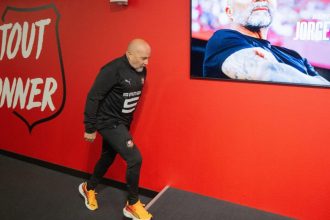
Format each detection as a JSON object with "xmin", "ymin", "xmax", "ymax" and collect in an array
[{"xmin": 228, "ymin": 0, "xmax": 277, "ymax": 30}]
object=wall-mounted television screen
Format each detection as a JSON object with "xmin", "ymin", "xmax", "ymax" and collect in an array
[{"xmin": 191, "ymin": 0, "xmax": 330, "ymax": 87}]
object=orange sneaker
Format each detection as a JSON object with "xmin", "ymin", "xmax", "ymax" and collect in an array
[
  {"xmin": 78, "ymin": 182, "xmax": 98, "ymax": 211},
  {"xmin": 123, "ymin": 200, "xmax": 153, "ymax": 220}
]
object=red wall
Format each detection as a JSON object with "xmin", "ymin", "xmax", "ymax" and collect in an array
[{"xmin": 1, "ymin": 1, "xmax": 330, "ymax": 219}]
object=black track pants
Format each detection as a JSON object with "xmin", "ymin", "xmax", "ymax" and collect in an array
[{"xmin": 87, "ymin": 124, "xmax": 142, "ymax": 205}]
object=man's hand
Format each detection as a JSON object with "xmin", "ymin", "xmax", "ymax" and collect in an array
[
  {"xmin": 84, "ymin": 132, "xmax": 96, "ymax": 142},
  {"xmin": 222, "ymin": 47, "xmax": 330, "ymax": 85}
]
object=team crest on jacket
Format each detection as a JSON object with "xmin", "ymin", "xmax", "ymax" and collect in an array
[{"xmin": 0, "ymin": 4, "xmax": 66, "ymax": 133}]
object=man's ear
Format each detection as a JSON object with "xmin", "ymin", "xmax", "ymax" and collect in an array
[{"xmin": 225, "ymin": 7, "xmax": 233, "ymax": 19}]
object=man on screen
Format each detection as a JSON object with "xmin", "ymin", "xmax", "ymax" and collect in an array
[{"xmin": 203, "ymin": 0, "xmax": 330, "ymax": 85}]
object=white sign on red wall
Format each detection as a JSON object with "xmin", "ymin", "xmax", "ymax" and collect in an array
[{"xmin": 0, "ymin": 4, "xmax": 66, "ymax": 132}]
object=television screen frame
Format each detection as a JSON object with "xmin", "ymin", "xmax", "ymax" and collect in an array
[{"xmin": 190, "ymin": 0, "xmax": 330, "ymax": 88}]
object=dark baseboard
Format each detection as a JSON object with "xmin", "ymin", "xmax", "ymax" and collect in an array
[{"xmin": 0, "ymin": 149, "xmax": 158, "ymax": 198}]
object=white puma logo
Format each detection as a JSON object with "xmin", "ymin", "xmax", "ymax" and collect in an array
[{"xmin": 124, "ymin": 79, "xmax": 131, "ymax": 85}]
